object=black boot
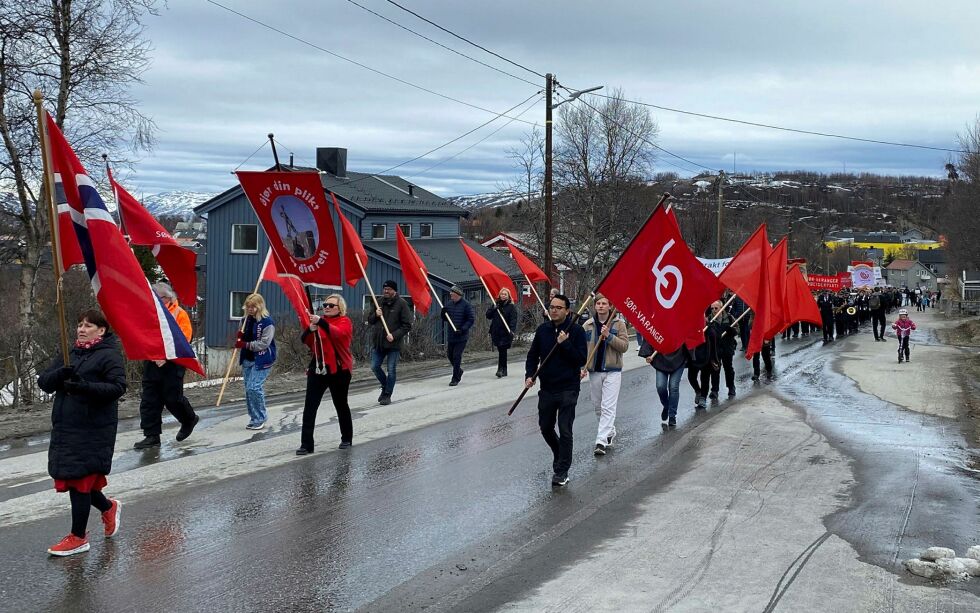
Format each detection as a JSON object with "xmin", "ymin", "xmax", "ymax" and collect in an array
[{"xmin": 133, "ymin": 435, "xmax": 160, "ymax": 450}]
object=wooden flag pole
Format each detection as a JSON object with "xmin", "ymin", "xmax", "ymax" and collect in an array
[
  {"xmin": 478, "ymin": 276, "xmax": 512, "ymax": 335},
  {"xmin": 33, "ymin": 91, "xmax": 71, "ymax": 366},
  {"xmin": 355, "ymin": 254, "xmax": 392, "ymax": 338},
  {"xmin": 424, "ymin": 272, "xmax": 458, "ymax": 332},
  {"xmin": 216, "ymin": 253, "xmax": 268, "ymax": 406},
  {"xmin": 508, "ymin": 292, "xmax": 594, "ymax": 416},
  {"xmin": 525, "ymin": 274, "xmax": 549, "ymax": 317}
]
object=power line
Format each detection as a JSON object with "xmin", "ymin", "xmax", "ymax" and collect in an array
[
  {"xmin": 204, "ymin": 0, "xmax": 537, "ymax": 127},
  {"xmin": 407, "ymin": 94, "xmax": 543, "ymax": 179},
  {"xmin": 587, "ymin": 92, "xmax": 967, "ymax": 154},
  {"xmin": 335, "ymin": 92, "xmax": 544, "ymax": 186},
  {"xmin": 384, "ymin": 0, "xmax": 546, "ymax": 80},
  {"xmin": 344, "ymin": 0, "xmax": 540, "ymax": 88},
  {"xmin": 565, "ymin": 88, "xmax": 719, "ymax": 174}
]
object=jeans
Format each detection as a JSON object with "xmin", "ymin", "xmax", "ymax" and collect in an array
[
  {"xmin": 447, "ymin": 341, "xmax": 466, "ymax": 380},
  {"xmin": 371, "ymin": 348, "xmax": 400, "ymax": 395},
  {"xmin": 588, "ymin": 371, "xmax": 621, "ymax": 445},
  {"xmin": 655, "ymin": 366, "xmax": 684, "ymax": 418},
  {"xmin": 538, "ymin": 389, "xmax": 578, "ymax": 476},
  {"xmin": 242, "ymin": 360, "xmax": 270, "ymax": 425}
]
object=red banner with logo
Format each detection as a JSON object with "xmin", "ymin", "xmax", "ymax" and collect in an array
[
  {"xmin": 236, "ymin": 171, "xmax": 341, "ymax": 287},
  {"xmin": 807, "ymin": 273, "xmax": 852, "ymax": 292},
  {"xmin": 598, "ymin": 204, "xmax": 725, "ymax": 354}
]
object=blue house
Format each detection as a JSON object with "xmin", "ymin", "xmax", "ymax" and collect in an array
[{"xmin": 194, "ymin": 147, "xmax": 524, "ymax": 371}]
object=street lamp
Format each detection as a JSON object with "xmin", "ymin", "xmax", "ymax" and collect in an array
[{"xmin": 543, "ymin": 75, "xmax": 602, "ymax": 286}]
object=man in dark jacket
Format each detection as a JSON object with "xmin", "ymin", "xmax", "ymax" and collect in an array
[
  {"xmin": 367, "ymin": 280, "xmax": 413, "ymax": 405},
  {"xmin": 524, "ymin": 294, "xmax": 588, "ymax": 487},
  {"xmin": 442, "ymin": 285, "xmax": 475, "ymax": 386},
  {"xmin": 707, "ymin": 300, "xmax": 739, "ymax": 398},
  {"xmin": 817, "ymin": 290, "xmax": 835, "ymax": 343}
]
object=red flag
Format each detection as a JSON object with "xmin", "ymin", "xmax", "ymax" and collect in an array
[
  {"xmin": 109, "ymin": 170, "xmax": 197, "ymax": 306},
  {"xmin": 460, "ymin": 240, "xmax": 518, "ymax": 302},
  {"xmin": 261, "ymin": 249, "xmax": 311, "ymax": 328},
  {"xmin": 45, "ymin": 113, "xmax": 203, "ymax": 374},
  {"xmin": 785, "ymin": 264, "xmax": 822, "ymax": 326},
  {"xmin": 505, "ymin": 241, "xmax": 549, "ymax": 284},
  {"xmin": 330, "ymin": 191, "xmax": 368, "ymax": 287},
  {"xmin": 719, "ymin": 224, "xmax": 772, "ymax": 358},
  {"xmin": 395, "ymin": 229, "xmax": 432, "ymax": 314},
  {"xmin": 764, "ymin": 237, "xmax": 788, "ymax": 337},
  {"xmin": 236, "ymin": 171, "xmax": 341, "ymax": 287},
  {"xmin": 597, "ymin": 204, "xmax": 725, "ymax": 354}
]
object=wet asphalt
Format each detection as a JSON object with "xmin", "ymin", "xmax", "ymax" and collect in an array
[{"xmin": 1, "ymin": 329, "xmax": 978, "ymax": 612}]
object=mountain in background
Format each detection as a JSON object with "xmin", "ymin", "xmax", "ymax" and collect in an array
[
  {"xmin": 140, "ymin": 191, "xmax": 215, "ymax": 218},
  {"xmin": 446, "ymin": 191, "xmax": 523, "ymax": 210}
]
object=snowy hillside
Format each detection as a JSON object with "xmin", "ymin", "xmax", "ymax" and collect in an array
[
  {"xmin": 140, "ymin": 191, "xmax": 215, "ymax": 218},
  {"xmin": 446, "ymin": 191, "xmax": 523, "ymax": 209}
]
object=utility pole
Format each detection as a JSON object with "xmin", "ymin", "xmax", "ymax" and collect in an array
[
  {"xmin": 788, "ymin": 219, "xmax": 793, "ymax": 257},
  {"xmin": 544, "ymin": 73, "xmax": 554, "ymax": 285},
  {"xmin": 716, "ymin": 170, "xmax": 725, "ymax": 258}
]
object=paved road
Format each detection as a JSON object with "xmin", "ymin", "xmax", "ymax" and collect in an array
[{"xmin": 1, "ymin": 328, "xmax": 978, "ymax": 612}]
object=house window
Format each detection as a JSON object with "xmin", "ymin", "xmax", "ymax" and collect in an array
[
  {"xmin": 399, "ymin": 223, "xmax": 411, "ymax": 238},
  {"xmin": 230, "ymin": 291, "xmax": 250, "ymax": 320},
  {"xmin": 231, "ymin": 224, "xmax": 258, "ymax": 253},
  {"xmin": 420, "ymin": 223, "xmax": 433, "ymax": 238},
  {"xmin": 371, "ymin": 224, "xmax": 387, "ymax": 240}
]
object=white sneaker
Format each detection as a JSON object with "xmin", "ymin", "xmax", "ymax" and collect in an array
[{"xmin": 245, "ymin": 422, "xmax": 266, "ymax": 430}]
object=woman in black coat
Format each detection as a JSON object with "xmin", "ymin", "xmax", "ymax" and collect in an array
[
  {"xmin": 37, "ymin": 309, "xmax": 127, "ymax": 557},
  {"xmin": 486, "ymin": 288, "xmax": 519, "ymax": 377}
]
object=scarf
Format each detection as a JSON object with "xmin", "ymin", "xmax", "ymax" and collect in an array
[{"xmin": 74, "ymin": 336, "xmax": 105, "ymax": 350}]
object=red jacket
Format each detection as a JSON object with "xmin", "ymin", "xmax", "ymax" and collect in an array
[
  {"xmin": 891, "ymin": 318, "xmax": 916, "ymax": 338},
  {"xmin": 302, "ymin": 315, "xmax": 353, "ymax": 374}
]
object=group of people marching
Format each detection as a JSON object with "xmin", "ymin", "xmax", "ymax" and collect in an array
[{"xmin": 39, "ymin": 274, "xmax": 927, "ymax": 555}]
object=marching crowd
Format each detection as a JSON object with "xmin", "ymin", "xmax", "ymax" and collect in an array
[{"xmin": 37, "ymin": 279, "xmax": 928, "ymax": 555}]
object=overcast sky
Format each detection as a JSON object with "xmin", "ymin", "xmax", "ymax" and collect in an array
[{"xmin": 130, "ymin": 0, "xmax": 980, "ymax": 196}]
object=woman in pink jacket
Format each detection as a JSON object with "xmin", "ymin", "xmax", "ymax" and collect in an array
[{"xmin": 891, "ymin": 309, "xmax": 916, "ymax": 364}]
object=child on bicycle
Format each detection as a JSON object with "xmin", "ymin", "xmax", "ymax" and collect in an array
[{"xmin": 891, "ymin": 309, "xmax": 916, "ymax": 363}]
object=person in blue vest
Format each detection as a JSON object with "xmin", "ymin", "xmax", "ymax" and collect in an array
[
  {"xmin": 236, "ymin": 293, "xmax": 276, "ymax": 430},
  {"xmin": 441, "ymin": 285, "xmax": 475, "ymax": 386}
]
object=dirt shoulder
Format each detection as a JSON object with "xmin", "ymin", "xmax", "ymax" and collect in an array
[
  {"xmin": 938, "ymin": 318, "xmax": 980, "ymax": 446},
  {"xmin": 0, "ymin": 349, "xmax": 502, "ymax": 443}
]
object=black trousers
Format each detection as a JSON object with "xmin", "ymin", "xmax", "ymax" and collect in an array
[
  {"xmin": 447, "ymin": 340, "xmax": 466, "ymax": 380},
  {"xmin": 711, "ymin": 354, "xmax": 735, "ymax": 393},
  {"xmin": 872, "ymin": 309, "xmax": 886, "ymax": 339},
  {"xmin": 821, "ymin": 314, "xmax": 834, "ymax": 341},
  {"xmin": 301, "ymin": 369, "xmax": 353, "ymax": 450},
  {"xmin": 496, "ymin": 346, "xmax": 508, "ymax": 374},
  {"xmin": 688, "ymin": 366, "xmax": 711, "ymax": 397},
  {"xmin": 139, "ymin": 361, "xmax": 197, "ymax": 436},
  {"xmin": 537, "ymin": 389, "xmax": 578, "ymax": 476},
  {"xmin": 753, "ymin": 345, "xmax": 774, "ymax": 376},
  {"xmin": 69, "ymin": 488, "xmax": 112, "ymax": 538},
  {"xmin": 898, "ymin": 336, "xmax": 911, "ymax": 360}
]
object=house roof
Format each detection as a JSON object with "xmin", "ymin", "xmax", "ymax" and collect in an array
[
  {"xmin": 830, "ymin": 232, "xmax": 904, "ymax": 244},
  {"xmin": 886, "ymin": 259, "xmax": 917, "ymax": 271},
  {"xmin": 366, "ymin": 237, "xmax": 522, "ymax": 287},
  {"xmin": 916, "ymin": 249, "xmax": 946, "ymax": 264},
  {"xmin": 194, "ymin": 166, "xmax": 467, "ymax": 217}
]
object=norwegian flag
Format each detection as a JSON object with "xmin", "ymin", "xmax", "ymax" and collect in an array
[
  {"xmin": 45, "ymin": 113, "xmax": 204, "ymax": 375},
  {"xmin": 108, "ymin": 168, "xmax": 198, "ymax": 306}
]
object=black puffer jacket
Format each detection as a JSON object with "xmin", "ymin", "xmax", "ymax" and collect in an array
[
  {"xmin": 487, "ymin": 300, "xmax": 518, "ymax": 348},
  {"xmin": 37, "ymin": 334, "xmax": 127, "ymax": 480}
]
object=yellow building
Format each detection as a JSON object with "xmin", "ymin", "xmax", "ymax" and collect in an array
[{"xmin": 824, "ymin": 232, "xmax": 941, "ymax": 257}]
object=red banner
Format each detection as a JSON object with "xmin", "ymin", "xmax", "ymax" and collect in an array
[
  {"xmin": 396, "ymin": 229, "xmax": 432, "ymax": 315},
  {"xmin": 330, "ymin": 191, "xmax": 367, "ymax": 287},
  {"xmin": 598, "ymin": 204, "xmax": 725, "ymax": 354},
  {"xmin": 807, "ymin": 273, "xmax": 852, "ymax": 292},
  {"xmin": 236, "ymin": 171, "xmax": 341, "ymax": 287},
  {"xmin": 261, "ymin": 249, "xmax": 311, "ymax": 327}
]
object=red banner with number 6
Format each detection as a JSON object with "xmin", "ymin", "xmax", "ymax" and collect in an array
[{"xmin": 598, "ymin": 204, "xmax": 726, "ymax": 354}]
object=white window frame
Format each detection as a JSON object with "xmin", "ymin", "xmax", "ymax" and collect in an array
[
  {"xmin": 229, "ymin": 291, "xmax": 251, "ymax": 320},
  {"xmin": 399, "ymin": 223, "xmax": 412, "ymax": 238},
  {"xmin": 371, "ymin": 224, "xmax": 387, "ymax": 240},
  {"xmin": 231, "ymin": 224, "xmax": 258, "ymax": 253},
  {"xmin": 419, "ymin": 223, "xmax": 433, "ymax": 238}
]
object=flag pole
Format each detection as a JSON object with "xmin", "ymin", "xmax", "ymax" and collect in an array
[
  {"xmin": 33, "ymin": 91, "xmax": 71, "ymax": 366},
  {"xmin": 525, "ymin": 274, "xmax": 549, "ymax": 317},
  {"xmin": 508, "ymin": 291, "xmax": 594, "ymax": 416},
  {"xmin": 477, "ymin": 276, "xmax": 512, "ymax": 335},
  {"xmin": 216, "ymin": 251, "xmax": 269, "ymax": 406},
  {"xmin": 355, "ymin": 254, "xmax": 393, "ymax": 338},
  {"xmin": 423, "ymin": 271, "xmax": 458, "ymax": 332}
]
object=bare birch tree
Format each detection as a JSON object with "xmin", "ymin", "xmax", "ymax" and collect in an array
[{"xmin": 0, "ymin": 0, "xmax": 157, "ymax": 405}]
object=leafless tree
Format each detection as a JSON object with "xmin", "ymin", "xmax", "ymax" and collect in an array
[
  {"xmin": 941, "ymin": 116, "xmax": 980, "ymax": 279},
  {"xmin": 503, "ymin": 127, "xmax": 545, "ymax": 251},
  {"xmin": 0, "ymin": 0, "xmax": 157, "ymax": 405},
  {"xmin": 551, "ymin": 89, "xmax": 659, "ymax": 291}
]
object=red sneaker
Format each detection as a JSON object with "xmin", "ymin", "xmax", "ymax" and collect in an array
[
  {"xmin": 47, "ymin": 533, "xmax": 90, "ymax": 557},
  {"xmin": 102, "ymin": 499, "xmax": 121, "ymax": 538}
]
